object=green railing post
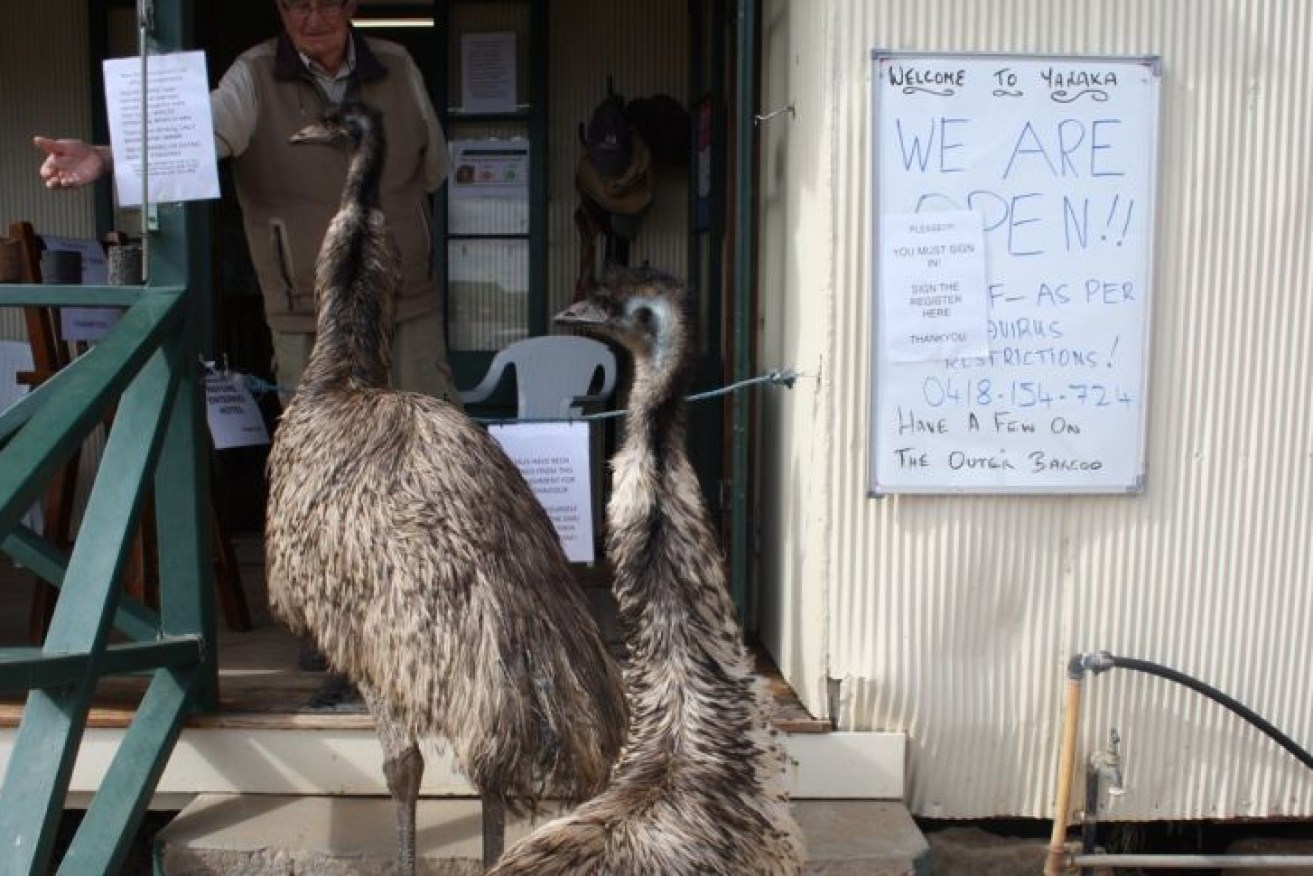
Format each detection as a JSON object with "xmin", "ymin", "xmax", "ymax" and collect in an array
[{"xmin": 151, "ymin": 198, "xmax": 219, "ymax": 711}]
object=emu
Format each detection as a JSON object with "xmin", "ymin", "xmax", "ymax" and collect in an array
[
  {"xmin": 265, "ymin": 101, "xmax": 625, "ymax": 875},
  {"xmin": 489, "ymin": 266, "xmax": 805, "ymax": 875}
]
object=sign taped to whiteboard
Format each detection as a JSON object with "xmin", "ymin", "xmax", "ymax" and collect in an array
[{"xmin": 869, "ymin": 52, "xmax": 1161, "ymax": 494}]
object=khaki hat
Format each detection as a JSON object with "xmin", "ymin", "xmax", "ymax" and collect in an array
[
  {"xmin": 0, "ymin": 237, "xmax": 22, "ymax": 283},
  {"xmin": 576, "ymin": 133, "xmax": 653, "ymax": 217}
]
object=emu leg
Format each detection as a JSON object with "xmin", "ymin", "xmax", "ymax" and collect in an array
[
  {"xmin": 385, "ymin": 744, "xmax": 423, "ymax": 876},
  {"xmin": 482, "ymin": 794, "xmax": 505, "ymax": 868},
  {"xmin": 361, "ymin": 683, "xmax": 424, "ymax": 876}
]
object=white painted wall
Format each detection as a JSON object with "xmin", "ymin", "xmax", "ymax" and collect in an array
[
  {"xmin": 755, "ymin": 0, "xmax": 1313, "ymax": 820},
  {"xmin": 756, "ymin": 0, "xmax": 837, "ymax": 751}
]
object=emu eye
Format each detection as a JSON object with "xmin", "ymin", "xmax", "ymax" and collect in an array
[{"xmin": 633, "ymin": 306, "xmax": 654, "ymax": 328}]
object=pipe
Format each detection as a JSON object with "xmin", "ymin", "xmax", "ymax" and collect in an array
[
  {"xmin": 1107, "ymin": 655, "xmax": 1313, "ymax": 772},
  {"xmin": 1043, "ymin": 659, "xmax": 1089, "ymax": 876},
  {"xmin": 138, "ymin": 0, "xmax": 151, "ymax": 278},
  {"xmin": 1071, "ymin": 853, "xmax": 1313, "ymax": 869},
  {"xmin": 1048, "ymin": 651, "xmax": 1313, "ymax": 876},
  {"xmin": 1079, "ymin": 764, "xmax": 1099, "ymax": 876}
]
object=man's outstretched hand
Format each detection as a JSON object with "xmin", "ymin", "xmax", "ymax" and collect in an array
[{"xmin": 34, "ymin": 137, "xmax": 109, "ymax": 189}]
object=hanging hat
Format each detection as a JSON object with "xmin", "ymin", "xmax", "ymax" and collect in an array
[
  {"xmin": 576, "ymin": 133, "xmax": 653, "ymax": 217},
  {"xmin": 585, "ymin": 94, "xmax": 633, "ymax": 177},
  {"xmin": 625, "ymin": 94, "xmax": 692, "ymax": 166}
]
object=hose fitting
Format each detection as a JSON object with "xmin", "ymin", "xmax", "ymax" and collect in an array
[{"xmin": 1067, "ymin": 650, "xmax": 1114, "ymax": 680}]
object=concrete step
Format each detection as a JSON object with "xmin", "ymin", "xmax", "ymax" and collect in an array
[{"xmin": 155, "ymin": 794, "xmax": 930, "ymax": 875}]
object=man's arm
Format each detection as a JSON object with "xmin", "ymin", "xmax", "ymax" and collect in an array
[
  {"xmin": 210, "ymin": 56, "xmax": 259, "ymax": 160},
  {"xmin": 401, "ymin": 53, "xmax": 449, "ymax": 192},
  {"xmin": 36, "ymin": 56, "xmax": 253, "ymax": 189}
]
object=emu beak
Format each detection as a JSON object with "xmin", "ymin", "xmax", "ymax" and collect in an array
[
  {"xmin": 555, "ymin": 298, "xmax": 610, "ymax": 327},
  {"xmin": 289, "ymin": 123, "xmax": 335, "ymax": 146}
]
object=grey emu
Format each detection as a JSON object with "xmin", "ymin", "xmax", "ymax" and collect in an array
[
  {"xmin": 488, "ymin": 266, "xmax": 805, "ymax": 874},
  {"xmin": 265, "ymin": 102, "xmax": 625, "ymax": 875}
]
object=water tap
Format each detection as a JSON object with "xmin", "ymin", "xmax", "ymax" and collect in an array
[{"xmin": 1089, "ymin": 728, "xmax": 1126, "ymax": 796}]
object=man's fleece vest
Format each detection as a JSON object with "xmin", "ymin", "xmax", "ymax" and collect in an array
[{"xmin": 231, "ymin": 32, "xmax": 436, "ymax": 334}]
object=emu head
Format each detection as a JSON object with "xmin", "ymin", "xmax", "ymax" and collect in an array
[
  {"xmin": 289, "ymin": 100, "xmax": 382, "ymax": 150},
  {"xmin": 556, "ymin": 265, "xmax": 687, "ymax": 365}
]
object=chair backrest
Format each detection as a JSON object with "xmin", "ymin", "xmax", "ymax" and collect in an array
[
  {"xmin": 459, "ymin": 334, "xmax": 618, "ymax": 419},
  {"xmin": 7, "ymin": 221, "xmax": 72, "ymax": 390}
]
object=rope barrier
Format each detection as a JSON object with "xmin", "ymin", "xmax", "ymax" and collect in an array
[
  {"xmin": 472, "ymin": 368, "xmax": 800, "ymax": 426},
  {"xmin": 239, "ymin": 373, "xmax": 287, "ymax": 398},
  {"xmin": 231, "ymin": 367, "xmax": 801, "ymax": 424}
]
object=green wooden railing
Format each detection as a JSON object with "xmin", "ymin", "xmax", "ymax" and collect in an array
[
  {"xmin": 0, "ymin": 193, "xmax": 216, "ymax": 871},
  {"xmin": 0, "ymin": 1, "xmax": 213, "ymax": 868}
]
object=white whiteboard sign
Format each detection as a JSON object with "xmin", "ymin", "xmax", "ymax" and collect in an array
[{"xmin": 870, "ymin": 52, "xmax": 1161, "ymax": 494}]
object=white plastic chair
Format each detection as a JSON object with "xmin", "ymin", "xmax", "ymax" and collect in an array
[
  {"xmin": 458, "ymin": 334, "xmax": 618, "ymax": 419},
  {"xmin": 460, "ymin": 335, "xmax": 619, "ymax": 564}
]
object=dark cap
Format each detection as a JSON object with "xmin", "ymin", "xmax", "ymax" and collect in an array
[{"xmin": 585, "ymin": 96, "xmax": 632, "ymax": 178}]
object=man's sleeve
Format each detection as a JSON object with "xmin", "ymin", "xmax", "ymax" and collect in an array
[
  {"xmin": 403, "ymin": 55, "xmax": 449, "ymax": 192},
  {"xmin": 210, "ymin": 58, "xmax": 259, "ymax": 160}
]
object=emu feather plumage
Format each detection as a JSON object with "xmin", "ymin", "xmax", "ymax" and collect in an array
[
  {"xmin": 489, "ymin": 266, "xmax": 805, "ymax": 875},
  {"xmin": 265, "ymin": 101, "xmax": 624, "ymax": 874}
]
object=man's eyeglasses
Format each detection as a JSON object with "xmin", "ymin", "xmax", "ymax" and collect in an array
[{"xmin": 281, "ymin": 0, "xmax": 348, "ymax": 20}]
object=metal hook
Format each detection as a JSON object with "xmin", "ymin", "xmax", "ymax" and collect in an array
[{"xmin": 754, "ymin": 103, "xmax": 796, "ymax": 126}]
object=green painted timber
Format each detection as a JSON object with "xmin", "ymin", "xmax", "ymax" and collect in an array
[
  {"xmin": 0, "ymin": 640, "xmax": 199, "ymax": 693},
  {"xmin": 0, "ymin": 295, "xmax": 214, "ymax": 876},
  {"xmin": 0, "ymin": 10, "xmax": 215, "ymax": 867},
  {"xmin": 59, "ymin": 667, "xmax": 199, "ymax": 875},
  {"xmin": 0, "ymin": 294, "xmax": 207, "ymax": 871},
  {"xmin": 0, "ymin": 526, "xmax": 160, "ymax": 643},
  {"xmin": 0, "ymin": 293, "xmax": 183, "ymax": 535},
  {"xmin": 0, "ymin": 640, "xmax": 202, "ymax": 694},
  {"xmin": 730, "ymin": 0, "xmax": 758, "ymax": 621}
]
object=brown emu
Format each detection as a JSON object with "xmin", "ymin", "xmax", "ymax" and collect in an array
[
  {"xmin": 265, "ymin": 102, "xmax": 625, "ymax": 875},
  {"xmin": 489, "ymin": 266, "xmax": 805, "ymax": 875}
]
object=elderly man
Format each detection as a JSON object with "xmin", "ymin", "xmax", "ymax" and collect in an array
[{"xmin": 36, "ymin": 0, "xmax": 458, "ymax": 405}]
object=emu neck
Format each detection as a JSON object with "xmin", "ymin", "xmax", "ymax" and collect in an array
[
  {"xmin": 339, "ymin": 133, "xmax": 384, "ymax": 213},
  {"xmin": 300, "ymin": 135, "xmax": 395, "ymax": 392},
  {"xmin": 624, "ymin": 348, "xmax": 689, "ymax": 459},
  {"xmin": 608, "ymin": 334, "xmax": 746, "ymax": 777}
]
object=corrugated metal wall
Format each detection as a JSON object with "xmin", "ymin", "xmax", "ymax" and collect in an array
[{"xmin": 756, "ymin": 0, "xmax": 1313, "ymax": 820}]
